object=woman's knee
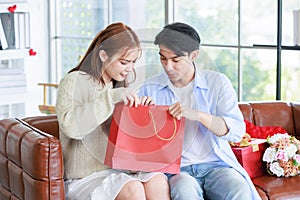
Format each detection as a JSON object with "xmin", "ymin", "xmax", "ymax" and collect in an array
[
  {"xmin": 116, "ymin": 180, "xmax": 145, "ymax": 200},
  {"xmin": 144, "ymin": 174, "xmax": 170, "ymax": 200}
]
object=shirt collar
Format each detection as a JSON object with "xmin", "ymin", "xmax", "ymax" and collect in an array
[
  {"xmin": 194, "ymin": 66, "xmax": 208, "ymax": 90},
  {"xmin": 158, "ymin": 73, "xmax": 171, "ymax": 91}
]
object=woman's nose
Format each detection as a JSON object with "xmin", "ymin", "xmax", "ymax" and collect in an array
[{"xmin": 126, "ymin": 62, "xmax": 134, "ymax": 71}]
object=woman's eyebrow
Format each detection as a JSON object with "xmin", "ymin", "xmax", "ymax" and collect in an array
[{"xmin": 120, "ymin": 58, "xmax": 137, "ymax": 62}]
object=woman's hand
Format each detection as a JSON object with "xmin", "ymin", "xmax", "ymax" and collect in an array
[
  {"xmin": 140, "ymin": 96, "xmax": 155, "ymax": 106},
  {"xmin": 122, "ymin": 88, "xmax": 140, "ymax": 107}
]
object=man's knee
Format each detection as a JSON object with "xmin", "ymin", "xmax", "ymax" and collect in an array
[
  {"xmin": 169, "ymin": 173, "xmax": 202, "ymax": 200},
  {"xmin": 227, "ymin": 179, "xmax": 252, "ymax": 200}
]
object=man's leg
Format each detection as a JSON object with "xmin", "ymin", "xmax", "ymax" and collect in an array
[
  {"xmin": 168, "ymin": 173, "xmax": 204, "ymax": 200},
  {"xmin": 204, "ymin": 167, "xmax": 252, "ymax": 200}
]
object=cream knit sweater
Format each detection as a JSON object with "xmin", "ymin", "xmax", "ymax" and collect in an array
[{"xmin": 56, "ymin": 71, "xmax": 124, "ymax": 179}]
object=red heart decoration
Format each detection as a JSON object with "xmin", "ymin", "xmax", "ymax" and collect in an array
[
  {"xmin": 29, "ymin": 49, "xmax": 37, "ymax": 56},
  {"xmin": 8, "ymin": 5, "xmax": 17, "ymax": 13}
]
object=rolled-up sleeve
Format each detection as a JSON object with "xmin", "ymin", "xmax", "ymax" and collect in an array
[{"xmin": 215, "ymin": 74, "xmax": 245, "ymax": 142}]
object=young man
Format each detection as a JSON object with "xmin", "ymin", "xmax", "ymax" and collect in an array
[{"xmin": 139, "ymin": 22, "xmax": 261, "ymax": 200}]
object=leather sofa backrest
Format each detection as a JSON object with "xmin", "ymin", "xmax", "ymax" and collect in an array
[
  {"xmin": 239, "ymin": 102, "xmax": 299, "ymax": 138},
  {"xmin": 0, "ymin": 118, "xmax": 64, "ymax": 200},
  {"xmin": 292, "ymin": 102, "xmax": 300, "ymax": 138},
  {"xmin": 19, "ymin": 102, "xmax": 300, "ymax": 140},
  {"xmin": 251, "ymin": 102, "xmax": 294, "ymax": 135},
  {"xmin": 238, "ymin": 103, "xmax": 253, "ymax": 122}
]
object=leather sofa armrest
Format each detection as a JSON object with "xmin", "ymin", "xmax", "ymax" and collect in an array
[{"xmin": 0, "ymin": 118, "xmax": 65, "ymax": 200}]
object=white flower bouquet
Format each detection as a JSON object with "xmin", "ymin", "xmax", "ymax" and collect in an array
[{"xmin": 262, "ymin": 133, "xmax": 300, "ymax": 177}]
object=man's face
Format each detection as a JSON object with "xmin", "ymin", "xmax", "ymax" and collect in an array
[{"xmin": 159, "ymin": 45, "xmax": 196, "ymax": 87}]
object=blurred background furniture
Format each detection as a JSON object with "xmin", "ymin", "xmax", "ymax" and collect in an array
[{"xmin": 38, "ymin": 83, "xmax": 58, "ymax": 114}]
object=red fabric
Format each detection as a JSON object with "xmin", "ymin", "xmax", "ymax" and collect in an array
[
  {"xmin": 104, "ymin": 103, "xmax": 185, "ymax": 174},
  {"xmin": 244, "ymin": 120, "xmax": 287, "ymax": 139}
]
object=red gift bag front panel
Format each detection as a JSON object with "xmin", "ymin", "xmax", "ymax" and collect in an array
[
  {"xmin": 110, "ymin": 115, "xmax": 181, "ymax": 153},
  {"xmin": 105, "ymin": 103, "xmax": 185, "ymax": 174}
]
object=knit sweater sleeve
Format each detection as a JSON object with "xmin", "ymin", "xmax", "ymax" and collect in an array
[{"xmin": 55, "ymin": 72, "xmax": 124, "ymax": 140}]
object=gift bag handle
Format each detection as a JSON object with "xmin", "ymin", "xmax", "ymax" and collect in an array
[{"xmin": 149, "ymin": 111, "xmax": 177, "ymax": 141}]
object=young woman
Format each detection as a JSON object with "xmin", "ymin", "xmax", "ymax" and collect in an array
[{"xmin": 56, "ymin": 22, "xmax": 170, "ymax": 200}]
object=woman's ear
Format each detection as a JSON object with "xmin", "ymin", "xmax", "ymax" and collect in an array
[
  {"xmin": 191, "ymin": 50, "xmax": 199, "ymax": 61},
  {"xmin": 99, "ymin": 50, "xmax": 108, "ymax": 62}
]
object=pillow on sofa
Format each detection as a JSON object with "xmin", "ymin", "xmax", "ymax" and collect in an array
[{"xmin": 245, "ymin": 120, "xmax": 287, "ymax": 139}]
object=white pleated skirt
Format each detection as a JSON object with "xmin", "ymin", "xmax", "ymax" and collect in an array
[{"xmin": 65, "ymin": 169, "xmax": 166, "ymax": 200}]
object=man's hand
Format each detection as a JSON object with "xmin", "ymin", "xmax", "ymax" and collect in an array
[
  {"xmin": 168, "ymin": 102, "xmax": 199, "ymax": 121},
  {"xmin": 168, "ymin": 102, "xmax": 228, "ymax": 136}
]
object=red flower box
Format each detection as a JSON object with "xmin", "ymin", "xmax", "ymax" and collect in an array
[{"xmin": 231, "ymin": 139, "xmax": 268, "ymax": 179}]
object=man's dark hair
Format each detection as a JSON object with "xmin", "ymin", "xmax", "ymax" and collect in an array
[{"xmin": 154, "ymin": 22, "xmax": 201, "ymax": 56}]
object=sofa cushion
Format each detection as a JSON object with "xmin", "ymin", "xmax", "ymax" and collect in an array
[
  {"xmin": 0, "ymin": 154, "xmax": 9, "ymax": 190},
  {"xmin": 255, "ymin": 186, "xmax": 268, "ymax": 200},
  {"xmin": 8, "ymin": 161, "xmax": 23, "ymax": 199},
  {"xmin": 0, "ymin": 186, "xmax": 11, "ymax": 200},
  {"xmin": 252, "ymin": 175, "xmax": 300, "ymax": 199},
  {"xmin": 7, "ymin": 124, "xmax": 31, "ymax": 167},
  {"xmin": 0, "ymin": 119, "xmax": 18, "ymax": 156}
]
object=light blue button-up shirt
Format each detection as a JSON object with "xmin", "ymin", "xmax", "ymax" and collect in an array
[{"xmin": 139, "ymin": 67, "xmax": 261, "ymax": 199}]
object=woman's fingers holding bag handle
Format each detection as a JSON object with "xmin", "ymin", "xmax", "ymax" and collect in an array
[
  {"xmin": 127, "ymin": 93, "xmax": 140, "ymax": 107},
  {"xmin": 132, "ymin": 93, "xmax": 140, "ymax": 107},
  {"xmin": 140, "ymin": 96, "xmax": 155, "ymax": 106},
  {"xmin": 122, "ymin": 88, "xmax": 140, "ymax": 107}
]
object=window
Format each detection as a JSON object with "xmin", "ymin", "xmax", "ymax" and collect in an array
[
  {"xmin": 51, "ymin": 0, "xmax": 300, "ymax": 102},
  {"xmin": 175, "ymin": 0, "xmax": 238, "ymax": 45},
  {"xmin": 51, "ymin": 0, "xmax": 164, "ymax": 81}
]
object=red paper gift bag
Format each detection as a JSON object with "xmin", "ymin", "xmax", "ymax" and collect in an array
[
  {"xmin": 104, "ymin": 103, "xmax": 185, "ymax": 174},
  {"xmin": 231, "ymin": 139, "xmax": 268, "ymax": 179}
]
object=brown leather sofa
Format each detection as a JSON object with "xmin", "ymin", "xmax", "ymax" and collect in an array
[
  {"xmin": 0, "ymin": 101, "xmax": 300, "ymax": 199},
  {"xmin": 0, "ymin": 115, "xmax": 64, "ymax": 200},
  {"xmin": 239, "ymin": 101, "xmax": 300, "ymax": 200}
]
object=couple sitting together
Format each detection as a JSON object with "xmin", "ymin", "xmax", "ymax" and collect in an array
[{"xmin": 56, "ymin": 22, "xmax": 261, "ymax": 200}]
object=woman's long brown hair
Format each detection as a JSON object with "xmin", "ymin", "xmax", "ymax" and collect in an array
[{"xmin": 69, "ymin": 22, "xmax": 141, "ymax": 87}]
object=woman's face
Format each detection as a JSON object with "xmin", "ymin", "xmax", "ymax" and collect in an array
[{"xmin": 102, "ymin": 48, "xmax": 140, "ymax": 83}]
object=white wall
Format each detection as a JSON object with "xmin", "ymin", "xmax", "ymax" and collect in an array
[{"xmin": 23, "ymin": 0, "xmax": 49, "ymax": 116}]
